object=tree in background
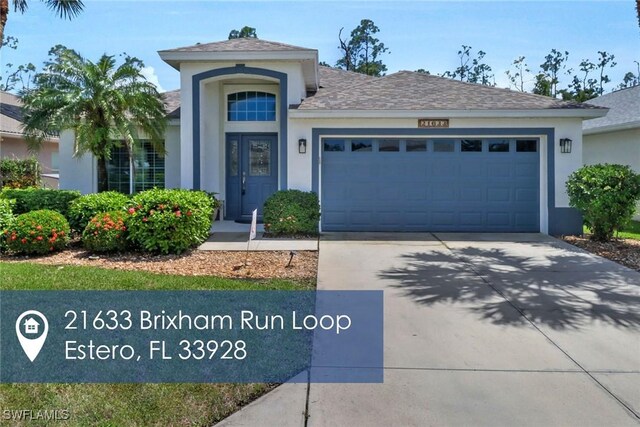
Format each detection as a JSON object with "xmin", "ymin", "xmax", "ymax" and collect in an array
[
  {"xmin": 618, "ymin": 61, "xmax": 640, "ymax": 89},
  {"xmin": 228, "ymin": 26, "xmax": 257, "ymax": 39},
  {"xmin": 0, "ymin": 0, "xmax": 84, "ymax": 46},
  {"xmin": 0, "ymin": 36, "xmax": 35, "ymax": 91},
  {"xmin": 20, "ymin": 45, "xmax": 167, "ymax": 192},
  {"xmin": 336, "ymin": 19, "xmax": 389, "ymax": 76},
  {"xmin": 595, "ymin": 51, "xmax": 616, "ymax": 95},
  {"xmin": 538, "ymin": 49, "xmax": 570, "ymax": 98},
  {"xmin": 505, "ymin": 56, "xmax": 530, "ymax": 92},
  {"xmin": 442, "ymin": 45, "xmax": 494, "ymax": 86}
]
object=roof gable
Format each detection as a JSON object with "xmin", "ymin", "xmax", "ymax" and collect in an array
[{"xmin": 159, "ymin": 38, "xmax": 315, "ymax": 54}]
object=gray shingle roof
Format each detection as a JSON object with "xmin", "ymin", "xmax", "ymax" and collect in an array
[
  {"xmin": 161, "ymin": 89, "xmax": 180, "ymax": 119},
  {"xmin": 0, "ymin": 91, "xmax": 25, "ymax": 135},
  {"xmin": 159, "ymin": 38, "xmax": 315, "ymax": 54},
  {"xmin": 583, "ymin": 86, "xmax": 640, "ymax": 132},
  {"xmin": 299, "ymin": 69, "xmax": 601, "ymax": 111}
]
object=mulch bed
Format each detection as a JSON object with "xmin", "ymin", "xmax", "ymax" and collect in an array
[
  {"xmin": 562, "ymin": 235, "xmax": 640, "ymax": 271},
  {"xmin": 0, "ymin": 248, "xmax": 318, "ymax": 280}
]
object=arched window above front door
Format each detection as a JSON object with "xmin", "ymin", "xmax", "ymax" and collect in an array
[{"xmin": 227, "ymin": 91, "xmax": 276, "ymax": 121}]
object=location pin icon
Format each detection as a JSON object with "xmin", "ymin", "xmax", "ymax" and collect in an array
[{"xmin": 15, "ymin": 310, "xmax": 49, "ymax": 362}]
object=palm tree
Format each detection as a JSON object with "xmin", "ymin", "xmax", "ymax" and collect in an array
[
  {"xmin": 21, "ymin": 45, "xmax": 167, "ymax": 192},
  {"xmin": 1, "ymin": 0, "xmax": 84, "ymax": 45}
]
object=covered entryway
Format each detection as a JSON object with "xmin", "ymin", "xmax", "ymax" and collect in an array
[
  {"xmin": 321, "ymin": 137, "xmax": 540, "ymax": 232},
  {"xmin": 225, "ymin": 133, "xmax": 278, "ymax": 221}
]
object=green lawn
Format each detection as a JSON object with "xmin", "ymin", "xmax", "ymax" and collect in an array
[
  {"xmin": 0, "ymin": 262, "xmax": 313, "ymax": 426},
  {"xmin": 583, "ymin": 220, "xmax": 640, "ymax": 241}
]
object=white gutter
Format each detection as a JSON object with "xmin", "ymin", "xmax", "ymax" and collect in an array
[{"xmin": 288, "ymin": 108, "xmax": 609, "ymax": 120}]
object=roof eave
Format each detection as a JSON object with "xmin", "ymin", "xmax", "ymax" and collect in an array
[{"xmin": 288, "ymin": 108, "xmax": 609, "ymax": 120}]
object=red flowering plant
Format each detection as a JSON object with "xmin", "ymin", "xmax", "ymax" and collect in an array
[
  {"xmin": 126, "ymin": 189, "xmax": 213, "ymax": 254},
  {"xmin": 82, "ymin": 211, "xmax": 129, "ymax": 253},
  {"xmin": 5, "ymin": 209, "xmax": 70, "ymax": 255}
]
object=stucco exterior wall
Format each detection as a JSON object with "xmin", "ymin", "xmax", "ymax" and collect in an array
[
  {"xmin": 0, "ymin": 135, "xmax": 59, "ymax": 188},
  {"xmin": 164, "ymin": 124, "xmax": 181, "ymax": 189},
  {"xmin": 583, "ymin": 128, "xmax": 640, "ymax": 171},
  {"xmin": 59, "ymin": 130, "xmax": 96, "ymax": 194}
]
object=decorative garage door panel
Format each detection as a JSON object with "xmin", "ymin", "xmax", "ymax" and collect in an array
[{"xmin": 321, "ymin": 138, "xmax": 539, "ymax": 232}]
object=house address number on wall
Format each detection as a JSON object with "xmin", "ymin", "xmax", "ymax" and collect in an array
[{"xmin": 418, "ymin": 119, "xmax": 449, "ymax": 128}]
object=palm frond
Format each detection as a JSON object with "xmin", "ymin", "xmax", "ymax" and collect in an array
[{"xmin": 43, "ymin": 0, "xmax": 84, "ymax": 19}]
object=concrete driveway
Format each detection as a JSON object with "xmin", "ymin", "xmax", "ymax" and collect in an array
[{"xmin": 220, "ymin": 233, "xmax": 640, "ymax": 426}]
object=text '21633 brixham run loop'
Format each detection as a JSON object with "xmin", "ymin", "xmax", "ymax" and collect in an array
[{"xmin": 1, "ymin": 290, "xmax": 384, "ymax": 384}]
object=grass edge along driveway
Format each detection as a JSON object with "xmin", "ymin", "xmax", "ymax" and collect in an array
[{"xmin": 0, "ymin": 262, "xmax": 314, "ymax": 427}]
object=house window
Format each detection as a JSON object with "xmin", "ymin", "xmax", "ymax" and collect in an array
[
  {"xmin": 378, "ymin": 139, "xmax": 400, "ymax": 152},
  {"xmin": 106, "ymin": 141, "xmax": 165, "ymax": 194},
  {"xmin": 50, "ymin": 152, "xmax": 59, "ymax": 173},
  {"xmin": 227, "ymin": 91, "xmax": 276, "ymax": 121}
]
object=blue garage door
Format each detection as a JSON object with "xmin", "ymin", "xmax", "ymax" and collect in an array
[{"xmin": 321, "ymin": 137, "xmax": 540, "ymax": 232}]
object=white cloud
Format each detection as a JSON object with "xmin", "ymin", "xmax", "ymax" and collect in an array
[{"xmin": 140, "ymin": 66, "xmax": 166, "ymax": 93}]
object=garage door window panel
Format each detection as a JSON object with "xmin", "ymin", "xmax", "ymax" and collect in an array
[
  {"xmin": 461, "ymin": 139, "xmax": 483, "ymax": 152},
  {"xmin": 488, "ymin": 139, "xmax": 510, "ymax": 152},
  {"xmin": 324, "ymin": 139, "xmax": 346, "ymax": 152},
  {"xmin": 352, "ymin": 139, "xmax": 373, "ymax": 152},
  {"xmin": 379, "ymin": 139, "xmax": 400, "ymax": 152},
  {"xmin": 406, "ymin": 139, "xmax": 427, "ymax": 152},
  {"xmin": 516, "ymin": 139, "xmax": 538, "ymax": 152},
  {"xmin": 433, "ymin": 139, "xmax": 455, "ymax": 152}
]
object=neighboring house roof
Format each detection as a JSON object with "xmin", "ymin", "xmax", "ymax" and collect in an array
[
  {"xmin": 582, "ymin": 85, "xmax": 640, "ymax": 134},
  {"xmin": 162, "ymin": 89, "xmax": 181, "ymax": 120},
  {"xmin": 298, "ymin": 68, "xmax": 603, "ymax": 112},
  {"xmin": 159, "ymin": 38, "xmax": 315, "ymax": 54},
  {"xmin": 0, "ymin": 91, "xmax": 27, "ymax": 136}
]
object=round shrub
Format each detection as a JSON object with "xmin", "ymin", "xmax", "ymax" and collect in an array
[
  {"xmin": 0, "ymin": 188, "xmax": 81, "ymax": 218},
  {"xmin": 82, "ymin": 211, "xmax": 129, "ymax": 253},
  {"xmin": 126, "ymin": 189, "xmax": 213, "ymax": 254},
  {"xmin": 263, "ymin": 190, "xmax": 320, "ymax": 236},
  {"xmin": 0, "ymin": 199, "xmax": 15, "ymax": 252},
  {"xmin": 566, "ymin": 164, "xmax": 640, "ymax": 241},
  {"xmin": 68, "ymin": 191, "xmax": 130, "ymax": 233},
  {"xmin": 5, "ymin": 209, "xmax": 70, "ymax": 255}
]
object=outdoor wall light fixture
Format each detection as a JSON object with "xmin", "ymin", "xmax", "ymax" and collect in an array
[
  {"xmin": 559, "ymin": 138, "xmax": 572, "ymax": 154},
  {"xmin": 298, "ymin": 139, "xmax": 307, "ymax": 154}
]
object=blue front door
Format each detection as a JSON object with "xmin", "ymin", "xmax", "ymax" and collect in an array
[{"xmin": 226, "ymin": 134, "xmax": 278, "ymax": 221}]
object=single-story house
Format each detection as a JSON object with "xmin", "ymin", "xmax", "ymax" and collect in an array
[
  {"xmin": 59, "ymin": 38, "xmax": 609, "ymax": 234},
  {"xmin": 0, "ymin": 90, "xmax": 59, "ymax": 188}
]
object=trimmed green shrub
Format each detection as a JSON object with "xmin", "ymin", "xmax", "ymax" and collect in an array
[
  {"xmin": 566, "ymin": 164, "xmax": 640, "ymax": 241},
  {"xmin": 263, "ymin": 190, "xmax": 320, "ymax": 236},
  {"xmin": 82, "ymin": 211, "xmax": 129, "ymax": 253},
  {"xmin": 5, "ymin": 209, "xmax": 70, "ymax": 254},
  {"xmin": 0, "ymin": 199, "xmax": 15, "ymax": 251},
  {"xmin": 68, "ymin": 191, "xmax": 130, "ymax": 232},
  {"xmin": 0, "ymin": 188, "xmax": 81, "ymax": 218},
  {"xmin": 126, "ymin": 189, "xmax": 213, "ymax": 254},
  {"xmin": 0, "ymin": 157, "xmax": 41, "ymax": 189}
]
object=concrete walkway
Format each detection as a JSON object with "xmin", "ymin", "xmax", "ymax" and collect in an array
[
  {"xmin": 218, "ymin": 233, "xmax": 640, "ymax": 426},
  {"xmin": 199, "ymin": 221, "xmax": 318, "ymax": 251}
]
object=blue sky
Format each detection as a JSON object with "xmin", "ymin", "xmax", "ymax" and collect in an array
[{"xmin": 2, "ymin": 1, "xmax": 638, "ymax": 93}]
